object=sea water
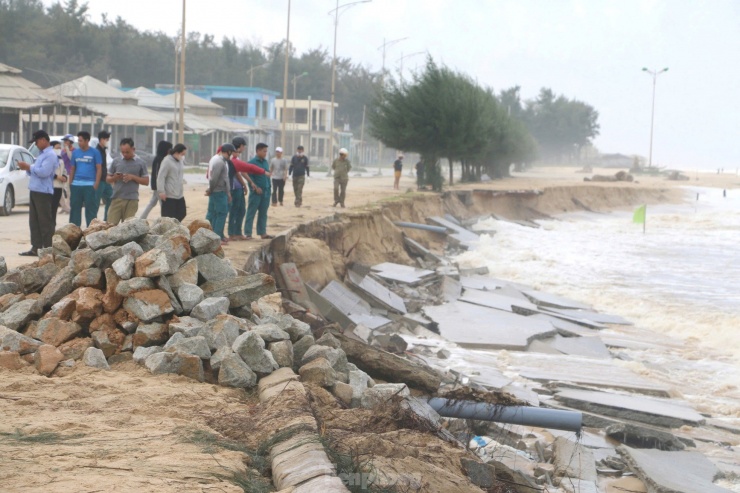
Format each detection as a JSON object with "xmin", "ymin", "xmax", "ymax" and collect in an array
[{"xmin": 454, "ymin": 186, "xmax": 740, "ymax": 418}]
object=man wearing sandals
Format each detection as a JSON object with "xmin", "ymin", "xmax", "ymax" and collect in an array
[{"xmin": 243, "ymin": 143, "xmax": 272, "ymax": 240}]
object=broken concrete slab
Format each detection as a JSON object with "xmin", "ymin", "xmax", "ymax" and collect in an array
[
  {"xmin": 370, "ymin": 262, "xmax": 435, "ymax": 286},
  {"xmin": 606, "ymin": 422, "xmax": 686, "ymax": 451},
  {"xmin": 346, "ymin": 270, "xmax": 407, "ymax": 314},
  {"xmin": 618, "ymin": 446, "xmax": 731, "ymax": 493},
  {"xmin": 278, "ymin": 262, "xmax": 319, "ymax": 313},
  {"xmin": 320, "ymin": 280, "xmax": 372, "ymax": 315},
  {"xmin": 459, "ymin": 288, "xmax": 539, "ymax": 313},
  {"xmin": 310, "ymin": 282, "xmax": 391, "ymax": 331},
  {"xmin": 553, "ymin": 436, "xmax": 597, "ymax": 481},
  {"xmin": 426, "ymin": 216, "xmax": 479, "ymax": 249},
  {"xmin": 509, "ymin": 352, "xmax": 672, "ymax": 397},
  {"xmin": 529, "ymin": 335, "xmax": 612, "ymax": 359},
  {"xmin": 555, "ymin": 388, "xmax": 705, "ymax": 427},
  {"xmin": 306, "ymin": 283, "xmax": 353, "ymax": 330},
  {"xmin": 422, "ymin": 301, "xmax": 556, "ymax": 350},
  {"xmin": 529, "ymin": 313, "xmax": 601, "ymax": 337},
  {"xmin": 459, "ymin": 275, "xmax": 533, "ymax": 292},
  {"xmin": 521, "ymin": 289, "xmax": 594, "ymax": 311},
  {"xmin": 440, "ymin": 276, "xmax": 462, "ymax": 302},
  {"xmin": 541, "ymin": 306, "xmax": 633, "ymax": 326}
]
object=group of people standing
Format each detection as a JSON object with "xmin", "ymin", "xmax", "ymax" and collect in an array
[
  {"xmin": 19, "ymin": 129, "xmax": 189, "ymax": 256},
  {"xmin": 18, "ymin": 129, "xmax": 359, "ymax": 255}
]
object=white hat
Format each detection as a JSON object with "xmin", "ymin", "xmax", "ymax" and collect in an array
[
  {"xmin": 275, "ymin": 147, "xmax": 283, "ymax": 153},
  {"xmin": 339, "ymin": 148, "xmax": 348, "ymax": 155}
]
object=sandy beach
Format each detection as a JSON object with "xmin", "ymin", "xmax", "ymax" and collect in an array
[{"xmin": 1, "ymin": 165, "xmax": 739, "ymax": 492}]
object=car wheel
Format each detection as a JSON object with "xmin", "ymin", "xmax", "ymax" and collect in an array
[{"xmin": 0, "ymin": 186, "xmax": 14, "ymax": 216}]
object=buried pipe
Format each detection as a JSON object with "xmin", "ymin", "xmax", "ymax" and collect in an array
[
  {"xmin": 426, "ymin": 398, "xmax": 582, "ymax": 433},
  {"xmin": 394, "ymin": 221, "xmax": 448, "ymax": 234}
]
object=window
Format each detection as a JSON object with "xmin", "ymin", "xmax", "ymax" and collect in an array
[
  {"xmin": 234, "ymin": 101, "xmax": 247, "ymax": 117},
  {"xmin": 262, "ymin": 100, "xmax": 268, "ymax": 119},
  {"xmin": 295, "ymin": 109, "xmax": 308, "ymax": 124}
]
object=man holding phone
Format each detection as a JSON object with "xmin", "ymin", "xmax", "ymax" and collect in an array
[{"xmin": 106, "ymin": 138, "xmax": 149, "ymax": 224}]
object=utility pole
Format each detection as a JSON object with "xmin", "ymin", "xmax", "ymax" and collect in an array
[
  {"xmin": 376, "ymin": 36, "xmax": 407, "ymax": 174},
  {"xmin": 307, "ymin": 96, "xmax": 312, "ymax": 157},
  {"xmin": 359, "ymin": 104, "xmax": 366, "ymax": 166},
  {"xmin": 177, "ymin": 0, "xmax": 186, "ymax": 144},
  {"xmin": 172, "ymin": 36, "xmax": 179, "ymax": 141},
  {"xmin": 281, "ymin": 0, "xmax": 291, "ymax": 149},
  {"xmin": 642, "ymin": 67, "xmax": 668, "ymax": 168}
]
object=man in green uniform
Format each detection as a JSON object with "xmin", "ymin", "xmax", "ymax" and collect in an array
[
  {"xmin": 244, "ymin": 143, "xmax": 272, "ymax": 239},
  {"xmin": 332, "ymin": 147, "xmax": 351, "ymax": 208}
]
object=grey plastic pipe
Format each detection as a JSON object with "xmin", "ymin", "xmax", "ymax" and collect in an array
[
  {"xmin": 394, "ymin": 222, "xmax": 448, "ymax": 234},
  {"xmin": 427, "ymin": 398, "xmax": 582, "ymax": 432}
]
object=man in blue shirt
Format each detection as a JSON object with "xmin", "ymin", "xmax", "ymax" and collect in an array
[
  {"xmin": 17, "ymin": 130, "xmax": 56, "ymax": 256},
  {"xmin": 69, "ymin": 131, "xmax": 102, "ymax": 227},
  {"xmin": 244, "ymin": 143, "xmax": 272, "ymax": 240}
]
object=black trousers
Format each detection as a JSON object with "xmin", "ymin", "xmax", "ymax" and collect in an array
[
  {"xmin": 161, "ymin": 197, "xmax": 187, "ymax": 222},
  {"xmin": 271, "ymin": 179, "xmax": 285, "ymax": 204},
  {"xmin": 51, "ymin": 187, "xmax": 63, "ymax": 229},
  {"xmin": 30, "ymin": 191, "xmax": 54, "ymax": 251}
]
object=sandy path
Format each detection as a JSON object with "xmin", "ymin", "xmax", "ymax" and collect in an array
[
  {"xmin": 0, "ymin": 362, "xmax": 254, "ymax": 492},
  {"xmin": 2, "ymin": 166, "xmax": 737, "ymax": 272}
]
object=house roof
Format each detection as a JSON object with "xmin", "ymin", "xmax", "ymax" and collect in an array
[
  {"xmin": 83, "ymin": 102, "xmax": 170, "ymax": 127},
  {"xmin": 49, "ymin": 75, "xmax": 138, "ymax": 103},
  {"xmin": 0, "ymin": 63, "xmax": 78, "ymax": 110},
  {"xmin": 164, "ymin": 91, "xmax": 223, "ymax": 109},
  {"xmin": 182, "ymin": 114, "xmax": 253, "ymax": 134},
  {"xmin": 128, "ymin": 86, "xmax": 175, "ymax": 110}
]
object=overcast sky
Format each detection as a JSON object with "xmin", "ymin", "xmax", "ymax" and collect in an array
[{"xmin": 47, "ymin": 0, "xmax": 740, "ymax": 170}]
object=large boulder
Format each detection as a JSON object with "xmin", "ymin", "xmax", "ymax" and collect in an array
[
  {"xmin": 0, "ymin": 281, "xmax": 21, "ymax": 297},
  {"xmin": 20, "ymin": 262, "xmax": 59, "ymax": 293},
  {"xmin": 55, "ymin": 223, "xmax": 83, "ymax": 250},
  {"xmin": 155, "ymin": 235, "xmax": 191, "ymax": 272},
  {"xmin": 168, "ymin": 316, "xmax": 205, "ymax": 338},
  {"xmin": 134, "ymin": 249, "xmax": 173, "ymax": 278},
  {"xmin": 200, "ymin": 274, "xmax": 276, "ymax": 308},
  {"xmin": 37, "ymin": 266, "xmax": 75, "ymax": 309},
  {"xmin": 154, "ymin": 276, "xmax": 183, "ymax": 315},
  {"xmin": 102, "ymin": 268, "xmax": 123, "ymax": 313},
  {"xmin": 132, "ymin": 322, "xmax": 169, "ymax": 348},
  {"xmin": 58, "ymin": 337, "xmax": 93, "ymax": 360},
  {"xmin": 301, "ymin": 344, "xmax": 348, "ymax": 374},
  {"xmin": 253, "ymin": 323, "xmax": 290, "ymax": 343},
  {"xmin": 150, "ymin": 217, "xmax": 190, "ymax": 238},
  {"xmin": 70, "ymin": 248, "xmax": 101, "ymax": 274},
  {"xmin": 34, "ymin": 344, "xmax": 64, "ymax": 376},
  {"xmin": 190, "ymin": 228, "xmax": 221, "ymax": 256},
  {"xmin": 82, "ymin": 347, "xmax": 110, "ymax": 370},
  {"xmin": 269, "ymin": 340, "xmax": 294, "ymax": 368},
  {"xmin": 32, "ymin": 318, "xmax": 82, "ymax": 347},
  {"xmin": 0, "ymin": 257, "xmax": 5, "ymax": 277},
  {"xmin": 0, "ymin": 325, "xmax": 43, "ymax": 354},
  {"xmin": 177, "ymin": 283, "xmax": 203, "ymax": 313},
  {"xmin": 123, "ymin": 290, "xmax": 174, "ymax": 322},
  {"xmin": 299, "ymin": 357, "xmax": 337, "ymax": 387},
  {"xmin": 190, "ymin": 297, "xmax": 229, "ymax": 322},
  {"xmin": 69, "ymin": 287, "xmax": 104, "ymax": 324},
  {"xmin": 91, "ymin": 326, "xmax": 126, "ymax": 358},
  {"xmin": 145, "ymin": 351, "xmax": 204, "ymax": 382},
  {"xmin": 164, "ymin": 335, "xmax": 211, "ymax": 359},
  {"xmin": 51, "ymin": 234, "xmax": 72, "ymax": 257},
  {"xmin": 167, "ymin": 258, "xmax": 198, "ymax": 290},
  {"xmin": 195, "ymin": 254, "xmax": 237, "ymax": 284},
  {"xmin": 84, "ymin": 218, "xmax": 149, "ymax": 250},
  {"xmin": 112, "ymin": 253, "xmax": 135, "ymax": 280},
  {"xmin": 232, "ymin": 331, "xmax": 278, "ymax": 377},
  {"xmin": 218, "ymin": 353, "xmax": 257, "ymax": 388},
  {"xmin": 133, "ymin": 345, "xmax": 163, "ymax": 364},
  {"xmin": 115, "ymin": 277, "xmax": 156, "ymax": 297},
  {"xmin": 292, "ymin": 335, "xmax": 315, "ymax": 369},
  {"xmin": 72, "ymin": 268, "xmax": 103, "ymax": 289},
  {"xmin": 199, "ymin": 314, "xmax": 244, "ymax": 351},
  {"xmin": 0, "ymin": 299, "xmax": 41, "ymax": 331}
]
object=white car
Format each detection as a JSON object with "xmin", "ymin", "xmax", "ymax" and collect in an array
[{"xmin": 0, "ymin": 144, "xmax": 34, "ymax": 216}]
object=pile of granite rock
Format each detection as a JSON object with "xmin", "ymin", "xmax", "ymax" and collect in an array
[{"xmin": 0, "ymin": 217, "xmax": 372, "ymax": 400}]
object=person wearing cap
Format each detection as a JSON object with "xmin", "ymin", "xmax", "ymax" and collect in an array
[
  {"xmin": 17, "ymin": 130, "xmax": 57, "ymax": 256},
  {"xmin": 206, "ymin": 144, "xmax": 233, "ymax": 243},
  {"xmin": 95, "ymin": 130, "xmax": 114, "ymax": 221},
  {"xmin": 244, "ymin": 143, "xmax": 272, "ymax": 240},
  {"xmin": 69, "ymin": 131, "xmax": 103, "ymax": 227},
  {"xmin": 332, "ymin": 148, "xmax": 352, "ymax": 208},
  {"xmin": 289, "ymin": 145, "xmax": 309, "ymax": 207},
  {"xmin": 393, "ymin": 154, "xmax": 404, "ymax": 190},
  {"xmin": 270, "ymin": 147, "xmax": 288, "ymax": 206},
  {"xmin": 106, "ymin": 138, "xmax": 149, "ymax": 224},
  {"xmin": 50, "ymin": 140, "xmax": 68, "ymax": 228}
]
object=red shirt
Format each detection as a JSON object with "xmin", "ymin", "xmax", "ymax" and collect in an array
[{"xmin": 232, "ymin": 156, "xmax": 265, "ymax": 175}]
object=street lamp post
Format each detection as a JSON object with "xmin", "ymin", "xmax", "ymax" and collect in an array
[
  {"xmin": 178, "ymin": 0, "xmax": 186, "ymax": 144},
  {"xmin": 281, "ymin": 0, "xmax": 292, "ymax": 149},
  {"xmin": 642, "ymin": 67, "xmax": 668, "ymax": 169},
  {"xmin": 248, "ymin": 62, "xmax": 270, "ymax": 87},
  {"xmin": 329, "ymin": 0, "xmax": 371, "ymax": 163},
  {"xmin": 376, "ymin": 36, "xmax": 408, "ymax": 174},
  {"xmin": 291, "ymin": 72, "xmax": 308, "ymax": 150},
  {"xmin": 396, "ymin": 51, "xmax": 425, "ymax": 80}
]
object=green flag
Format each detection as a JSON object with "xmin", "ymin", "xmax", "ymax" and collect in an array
[{"xmin": 633, "ymin": 204, "xmax": 646, "ymax": 224}]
